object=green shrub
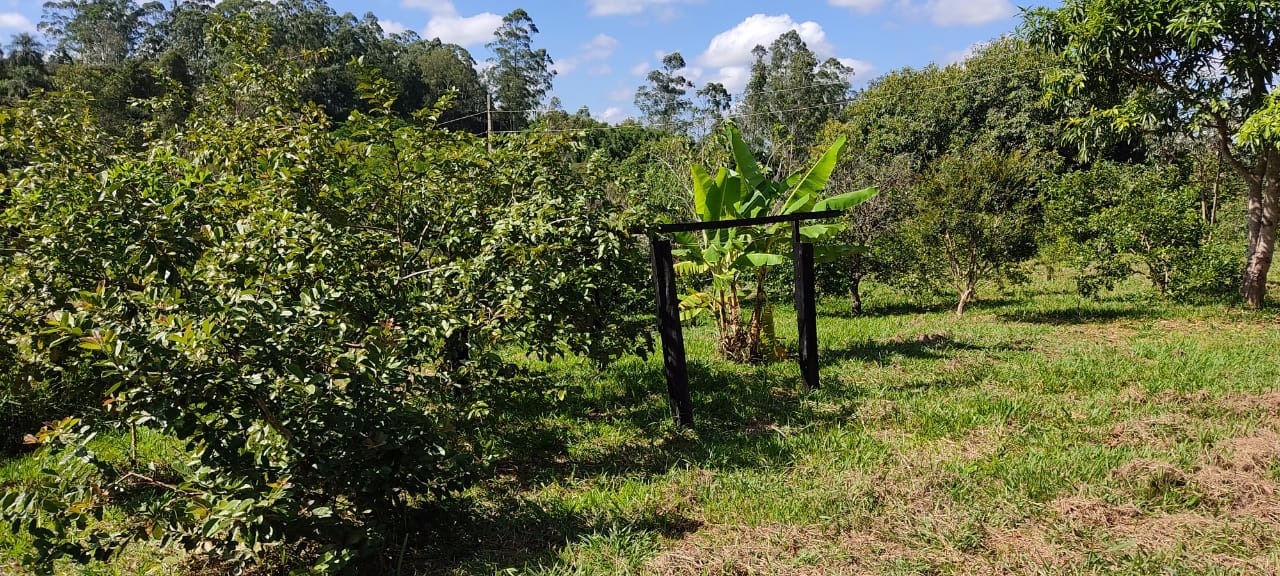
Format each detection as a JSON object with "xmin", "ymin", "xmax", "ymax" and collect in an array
[
  {"xmin": 0, "ymin": 20, "xmax": 649, "ymax": 574},
  {"xmin": 1044, "ymin": 161, "xmax": 1237, "ymax": 302}
]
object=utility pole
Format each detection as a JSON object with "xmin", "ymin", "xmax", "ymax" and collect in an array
[{"xmin": 486, "ymin": 93, "xmax": 494, "ymax": 153}]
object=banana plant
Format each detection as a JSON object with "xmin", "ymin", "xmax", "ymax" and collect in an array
[{"xmin": 672, "ymin": 125, "xmax": 877, "ymax": 362}]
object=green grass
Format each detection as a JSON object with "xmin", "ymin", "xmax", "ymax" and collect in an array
[
  {"xmin": 4, "ymin": 273, "xmax": 1280, "ymax": 575},
  {"xmin": 432, "ymin": 275, "xmax": 1280, "ymax": 575}
]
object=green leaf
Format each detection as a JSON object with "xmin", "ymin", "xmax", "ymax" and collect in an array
[
  {"xmin": 735, "ymin": 252, "xmax": 785, "ymax": 267},
  {"xmin": 729, "ymin": 125, "xmax": 765, "ymax": 192},
  {"xmin": 781, "ymin": 135, "xmax": 847, "ymax": 213},
  {"xmin": 691, "ymin": 164, "xmax": 719, "ymax": 222},
  {"xmin": 815, "ymin": 186, "xmax": 879, "ymax": 211},
  {"xmin": 799, "ymin": 223, "xmax": 846, "ymax": 241},
  {"xmin": 813, "ymin": 244, "xmax": 868, "ymax": 263},
  {"xmin": 721, "ymin": 174, "xmax": 742, "ymax": 219},
  {"xmin": 673, "ymin": 261, "xmax": 709, "ymax": 275}
]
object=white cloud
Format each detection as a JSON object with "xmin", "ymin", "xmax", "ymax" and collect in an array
[
  {"xmin": 378, "ymin": 20, "xmax": 409, "ymax": 35},
  {"xmin": 424, "ymin": 13, "xmax": 502, "ymax": 46},
  {"xmin": 405, "ymin": 0, "xmax": 502, "ymax": 47},
  {"xmin": 943, "ymin": 41, "xmax": 986, "ymax": 64},
  {"xmin": 700, "ymin": 14, "xmax": 834, "ymax": 69},
  {"xmin": 708, "ymin": 65, "xmax": 751, "ymax": 93},
  {"xmin": 838, "ymin": 58, "xmax": 875, "ymax": 79},
  {"xmin": 607, "ymin": 87, "xmax": 632, "ymax": 102},
  {"xmin": 586, "ymin": 0, "xmax": 698, "ymax": 17},
  {"xmin": 596, "ymin": 106, "xmax": 629, "ymax": 123},
  {"xmin": 916, "ymin": 0, "xmax": 1016, "ymax": 27},
  {"xmin": 0, "ymin": 12, "xmax": 33, "ymax": 31},
  {"xmin": 629, "ymin": 61, "xmax": 650, "ymax": 76},
  {"xmin": 700, "ymin": 14, "xmax": 855, "ymax": 93},
  {"xmin": 828, "ymin": 0, "xmax": 886, "ymax": 14},
  {"xmin": 553, "ymin": 33, "xmax": 619, "ymax": 76},
  {"xmin": 403, "ymin": 0, "xmax": 456, "ymax": 13}
]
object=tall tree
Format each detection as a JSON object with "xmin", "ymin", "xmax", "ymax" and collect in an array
[
  {"xmin": 395, "ymin": 39, "xmax": 487, "ymax": 132},
  {"xmin": 829, "ymin": 38, "xmax": 1060, "ymax": 310},
  {"xmin": 634, "ymin": 52, "xmax": 694, "ymax": 133},
  {"xmin": 740, "ymin": 30, "xmax": 853, "ymax": 173},
  {"xmin": 40, "ymin": 0, "xmax": 165, "ymax": 66},
  {"xmin": 484, "ymin": 8, "xmax": 555, "ymax": 131},
  {"xmin": 694, "ymin": 81, "xmax": 732, "ymax": 136},
  {"xmin": 1028, "ymin": 0, "xmax": 1280, "ymax": 307},
  {"xmin": 2, "ymin": 33, "xmax": 51, "ymax": 102}
]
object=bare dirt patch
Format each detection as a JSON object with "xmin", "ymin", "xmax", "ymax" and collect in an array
[
  {"xmin": 1222, "ymin": 391, "xmax": 1280, "ymax": 422},
  {"xmin": 646, "ymin": 524, "xmax": 867, "ymax": 576},
  {"xmin": 1105, "ymin": 413, "xmax": 1195, "ymax": 449},
  {"xmin": 1192, "ymin": 429, "xmax": 1280, "ymax": 519}
]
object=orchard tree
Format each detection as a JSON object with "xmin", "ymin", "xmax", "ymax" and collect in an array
[
  {"xmin": 829, "ymin": 38, "xmax": 1059, "ymax": 309},
  {"xmin": 485, "ymin": 8, "xmax": 555, "ymax": 131},
  {"xmin": 1028, "ymin": 0, "xmax": 1280, "ymax": 307},
  {"xmin": 634, "ymin": 52, "xmax": 694, "ymax": 133},
  {"xmin": 909, "ymin": 147, "xmax": 1042, "ymax": 315}
]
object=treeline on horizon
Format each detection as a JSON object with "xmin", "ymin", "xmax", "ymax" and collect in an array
[{"xmin": 1, "ymin": 0, "xmax": 1279, "ymax": 574}]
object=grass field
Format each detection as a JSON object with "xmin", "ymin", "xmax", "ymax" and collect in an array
[{"xmin": 5, "ymin": 274, "xmax": 1280, "ymax": 575}]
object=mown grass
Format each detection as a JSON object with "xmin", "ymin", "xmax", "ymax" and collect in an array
[{"xmin": 4, "ymin": 272, "xmax": 1280, "ymax": 575}]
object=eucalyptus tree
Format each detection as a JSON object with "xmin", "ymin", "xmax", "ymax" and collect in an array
[
  {"xmin": 1028, "ymin": 0, "xmax": 1280, "ymax": 307},
  {"xmin": 635, "ymin": 52, "xmax": 694, "ymax": 133},
  {"xmin": 484, "ymin": 8, "xmax": 555, "ymax": 131},
  {"xmin": 40, "ymin": 0, "xmax": 165, "ymax": 66},
  {"xmin": 694, "ymin": 81, "xmax": 732, "ymax": 137},
  {"xmin": 740, "ymin": 30, "xmax": 853, "ymax": 174},
  {"xmin": 394, "ymin": 39, "xmax": 487, "ymax": 132}
]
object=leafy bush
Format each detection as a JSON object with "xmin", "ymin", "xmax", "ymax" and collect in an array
[
  {"xmin": 890, "ymin": 147, "xmax": 1043, "ymax": 315},
  {"xmin": 0, "ymin": 20, "xmax": 649, "ymax": 574},
  {"xmin": 1045, "ymin": 161, "xmax": 1238, "ymax": 302}
]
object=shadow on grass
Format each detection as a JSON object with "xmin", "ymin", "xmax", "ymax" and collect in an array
[
  {"xmin": 821, "ymin": 333, "xmax": 986, "ymax": 365},
  {"xmin": 997, "ymin": 303, "xmax": 1161, "ymax": 326},
  {"xmin": 413, "ymin": 358, "xmax": 802, "ymax": 572},
  {"xmin": 415, "ymin": 491, "xmax": 700, "ymax": 574},
  {"xmin": 818, "ymin": 296, "xmax": 1021, "ymax": 319},
  {"xmin": 415, "ymin": 314, "xmax": 1030, "ymax": 572}
]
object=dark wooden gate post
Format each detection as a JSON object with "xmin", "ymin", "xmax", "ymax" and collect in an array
[
  {"xmin": 650, "ymin": 237, "xmax": 694, "ymax": 426},
  {"xmin": 792, "ymin": 223, "xmax": 820, "ymax": 391}
]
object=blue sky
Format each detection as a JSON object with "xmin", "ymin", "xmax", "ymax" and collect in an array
[{"xmin": 0, "ymin": 0, "xmax": 1057, "ymax": 122}]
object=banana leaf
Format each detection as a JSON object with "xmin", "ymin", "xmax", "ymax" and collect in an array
[
  {"xmin": 780, "ymin": 135, "xmax": 846, "ymax": 214},
  {"xmin": 691, "ymin": 164, "xmax": 720, "ymax": 222},
  {"xmin": 814, "ymin": 186, "xmax": 879, "ymax": 211},
  {"xmin": 734, "ymin": 252, "xmax": 785, "ymax": 268}
]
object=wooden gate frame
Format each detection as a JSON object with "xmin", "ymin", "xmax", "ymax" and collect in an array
[{"xmin": 649, "ymin": 209, "xmax": 843, "ymax": 427}]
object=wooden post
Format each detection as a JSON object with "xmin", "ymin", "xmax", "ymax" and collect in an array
[
  {"xmin": 650, "ymin": 238, "xmax": 694, "ymax": 426},
  {"xmin": 792, "ymin": 222, "xmax": 820, "ymax": 391}
]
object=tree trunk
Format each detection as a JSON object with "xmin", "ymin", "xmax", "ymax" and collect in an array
[
  {"xmin": 746, "ymin": 267, "xmax": 769, "ymax": 361},
  {"xmin": 848, "ymin": 274, "xmax": 863, "ymax": 317},
  {"xmin": 1242, "ymin": 163, "xmax": 1279, "ymax": 308},
  {"xmin": 956, "ymin": 286, "xmax": 974, "ymax": 316}
]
